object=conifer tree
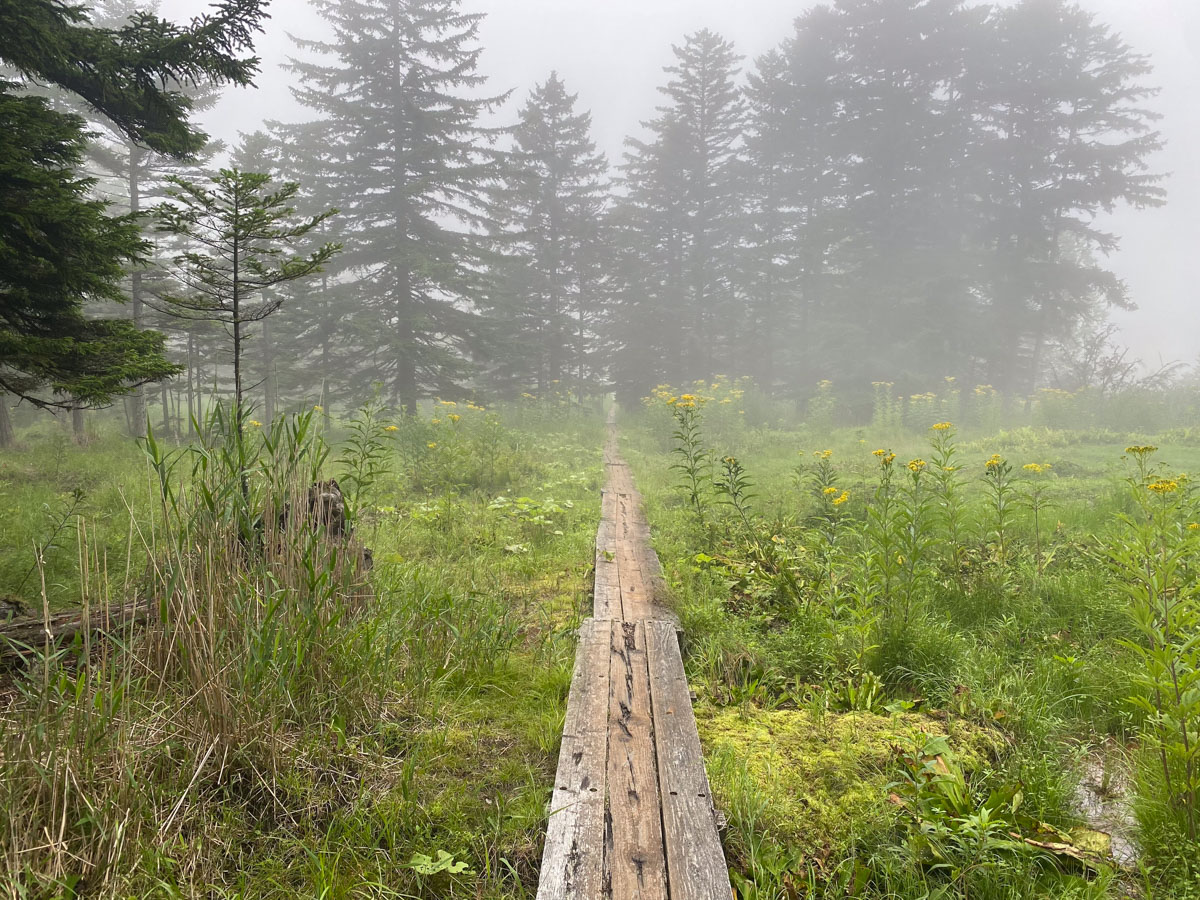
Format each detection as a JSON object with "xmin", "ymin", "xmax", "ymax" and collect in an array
[
  {"xmin": 825, "ymin": 0, "xmax": 986, "ymax": 385},
  {"xmin": 970, "ymin": 0, "xmax": 1164, "ymax": 394},
  {"xmin": 485, "ymin": 73, "xmax": 610, "ymax": 398},
  {"xmin": 0, "ymin": 0, "xmax": 266, "ymax": 441},
  {"xmin": 740, "ymin": 7, "xmax": 846, "ymax": 390},
  {"xmin": 153, "ymin": 169, "xmax": 340, "ymax": 433},
  {"xmin": 256, "ymin": 122, "xmax": 349, "ymax": 417},
  {"xmin": 286, "ymin": 0, "xmax": 507, "ymax": 414},
  {"xmin": 612, "ymin": 30, "xmax": 745, "ymax": 397},
  {"xmin": 78, "ymin": 0, "xmax": 233, "ymax": 436}
]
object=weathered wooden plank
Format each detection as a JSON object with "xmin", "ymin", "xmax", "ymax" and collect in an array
[
  {"xmin": 600, "ymin": 487, "xmax": 617, "ymax": 517},
  {"xmin": 616, "ymin": 543, "xmax": 650, "ymax": 622},
  {"xmin": 645, "ymin": 620, "xmax": 730, "ymax": 900},
  {"xmin": 537, "ymin": 618, "xmax": 611, "ymax": 900},
  {"xmin": 594, "ymin": 554, "xmax": 619, "ymax": 621},
  {"xmin": 605, "ymin": 620, "xmax": 668, "ymax": 898}
]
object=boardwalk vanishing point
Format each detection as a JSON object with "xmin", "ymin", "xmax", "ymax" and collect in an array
[{"xmin": 536, "ymin": 413, "xmax": 730, "ymax": 900}]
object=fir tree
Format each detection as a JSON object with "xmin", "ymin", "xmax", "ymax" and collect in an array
[
  {"xmin": 740, "ymin": 7, "xmax": 846, "ymax": 390},
  {"xmin": 970, "ymin": 0, "xmax": 1164, "ymax": 393},
  {"xmin": 286, "ymin": 0, "xmax": 508, "ymax": 414},
  {"xmin": 826, "ymin": 0, "xmax": 987, "ymax": 386},
  {"xmin": 485, "ymin": 73, "xmax": 610, "ymax": 399},
  {"xmin": 77, "ymin": 0, "xmax": 233, "ymax": 436},
  {"xmin": 0, "ymin": 0, "xmax": 266, "ymax": 440},
  {"xmin": 153, "ymin": 169, "xmax": 340, "ymax": 432},
  {"xmin": 612, "ymin": 30, "xmax": 745, "ymax": 398}
]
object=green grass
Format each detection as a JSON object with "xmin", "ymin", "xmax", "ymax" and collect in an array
[
  {"xmin": 622, "ymin": 400, "xmax": 1200, "ymax": 899},
  {"xmin": 7, "ymin": 394, "xmax": 1200, "ymax": 899},
  {"xmin": 0, "ymin": 401, "xmax": 603, "ymax": 898}
]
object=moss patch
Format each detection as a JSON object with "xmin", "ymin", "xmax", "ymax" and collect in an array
[{"xmin": 697, "ymin": 703, "xmax": 999, "ymax": 864}]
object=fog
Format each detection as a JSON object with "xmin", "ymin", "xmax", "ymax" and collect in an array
[{"xmin": 154, "ymin": 0, "xmax": 1200, "ymax": 371}]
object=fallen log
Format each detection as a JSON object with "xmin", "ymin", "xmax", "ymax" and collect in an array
[{"xmin": 0, "ymin": 600, "xmax": 151, "ymax": 664}]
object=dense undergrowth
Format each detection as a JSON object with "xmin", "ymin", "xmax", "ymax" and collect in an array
[
  {"xmin": 0, "ymin": 399, "xmax": 602, "ymax": 898},
  {"xmin": 625, "ymin": 381, "xmax": 1200, "ymax": 900},
  {"xmin": 5, "ymin": 382, "xmax": 1200, "ymax": 899}
]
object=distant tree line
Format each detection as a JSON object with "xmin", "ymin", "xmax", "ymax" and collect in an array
[
  {"xmin": 0, "ymin": 0, "xmax": 1165, "ymax": 442},
  {"xmin": 610, "ymin": 0, "xmax": 1163, "ymax": 402}
]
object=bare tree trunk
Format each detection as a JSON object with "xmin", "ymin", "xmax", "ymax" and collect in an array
[
  {"xmin": 71, "ymin": 406, "xmax": 86, "ymax": 445},
  {"xmin": 185, "ymin": 331, "xmax": 197, "ymax": 436},
  {"xmin": 263, "ymin": 317, "xmax": 276, "ymax": 424},
  {"xmin": 160, "ymin": 380, "xmax": 170, "ymax": 435},
  {"xmin": 0, "ymin": 393, "xmax": 14, "ymax": 449},
  {"xmin": 128, "ymin": 145, "xmax": 147, "ymax": 438}
]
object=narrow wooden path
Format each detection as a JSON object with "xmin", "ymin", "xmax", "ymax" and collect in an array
[{"xmin": 537, "ymin": 415, "xmax": 729, "ymax": 900}]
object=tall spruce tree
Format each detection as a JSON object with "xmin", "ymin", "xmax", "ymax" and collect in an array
[
  {"xmin": 970, "ymin": 0, "xmax": 1164, "ymax": 394},
  {"xmin": 613, "ymin": 29, "xmax": 745, "ymax": 399},
  {"xmin": 826, "ymin": 0, "xmax": 987, "ymax": 386},
  {"xmin": 256, "ymin": 121, "xmax": 350, "ymax": 417},
  {"xmin": 485, "ymin": 73, "xmax": 610, "ymax": 398},
  {"xmin": 286, "ymin": 0, "xmax": 507, "ymax": 414},
  {"xmin": 0, "ymin": 0, "xmax": 266, "ymax": 442},
  {"xmin": 740, "ymin": 6, "xmax": 847, "ymax": 391}
]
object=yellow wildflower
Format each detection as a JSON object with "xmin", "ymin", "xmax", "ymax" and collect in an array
[
  {"xmin": 384, "ymin": 425, "xmax": 398, "ymax": 432},
  {"xmin": 432, "ymin": 418, "xmax": 442, "ymax": 425},
  {"xmin": 248, "ymin": 420, "xmax": 262, "ymax": 428},
  {"xmin": 427, "ymin": 442, "xmax": 438, "ymax": 450},
  {"xmin": 908, "ymin": 459, "xmax": 926, "ymax": 473},
  {"xmin": 1023, "ymin": 463, "xmax": 1050, "ymax": 474},
  {"xmin": 448, "ymin": 413, "xmax": 461, "ymax": 423},
  {"xmin": 872, "ymin": 448, "xmax": 888, "ymax": 457},
  {"xmin": 823, "ymin": 486, "xmax": 840, "ymax": 496},
  {"xmin": 985, "ymin": 454, "xmax": 1004, "ymax": 470},
  {"xmin": 313, "ymin": 405, "xmax": 323, "ymax": 412},
  {"xmin": 1147, "ymin": 479, "xmax": 1179, "ymax": 494},
  {"xmin": 932, "ymin": 422, "xmax": 953, "ymax": 431},
  {"xmin": 1125, "ymin": 445, "xmax": 1158, "ymax": 456},
  {"xmin": 832, "ymin": 490, "xmax": 850, "ymax": 507},
  {"xmin": 1189, "ymin": 523, "xmax": 1200, "ymax": 531},
  {"xmin": 813, "ymin": 449, "xmax": 833, "ymax": 460}
]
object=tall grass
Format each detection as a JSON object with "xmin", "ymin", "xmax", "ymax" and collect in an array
[
  {"xmin": 627, "ymin": 392, "xmax": 1200, "ymax": 898},
  {"xmin": 0, "ymin": 401, "xmax": 593, "ymax": 898}
]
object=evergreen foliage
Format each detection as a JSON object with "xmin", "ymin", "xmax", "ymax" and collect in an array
[
  {"xmin": 485, "ymin": 73, "xmax": 610, "ymax": 399},
  {"xmin": 153, "ymin": 168, "xmax": 340, "ymax": 428},
  {"xmin": 610, "ymin": 0, "xmax": 1162, "ymax": 402},
  {"xmin": 0, "ymin": 0, "xmax": 267, "ymax": 419},
  {"xmin": 612, "ymin": 30, "xmax": 745, "ymax": 401},
  {"xmin": 285, "ymin": 0, "xmax": 508, "ymax": 414}
]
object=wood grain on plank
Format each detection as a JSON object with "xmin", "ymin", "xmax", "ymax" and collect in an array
[
  {"xmin": 645, "ymin": 620, "xmax": 730, "ymax": 900},
  {"xmin": 537, "ymin": 618, "xmax": 611, "ymax": 900},
  {"xmin": 605, "ymin": 619, "xmax": 668, "ymax": 898},
  {"xmin": 594, "ymin": 553, "xmax": 619, "ymax": 620}
]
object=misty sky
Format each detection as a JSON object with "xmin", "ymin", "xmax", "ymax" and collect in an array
[{"xmin": 159, "ymin": 0, "xmax": 1200, "ymax": 370}]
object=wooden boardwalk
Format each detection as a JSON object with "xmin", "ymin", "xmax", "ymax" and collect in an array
[{"xmin": 537, "ymin": 417, "xmax": 729, "ymax": 900}]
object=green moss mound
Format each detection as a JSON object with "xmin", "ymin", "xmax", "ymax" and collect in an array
[{"xmin": 697, "ymin": 703, "xmax": 999, "ymax": 865}]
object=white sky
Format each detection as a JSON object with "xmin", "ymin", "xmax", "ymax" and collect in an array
[{"xmin": 159, "ymin": 0, "xmax": 1200, "ymax": 369}]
